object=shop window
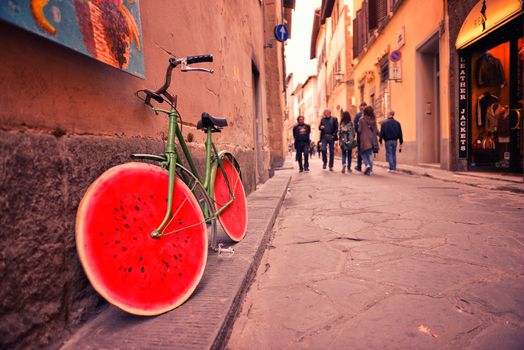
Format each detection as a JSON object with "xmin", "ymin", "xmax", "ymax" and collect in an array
[{"xmin": 470, "ymin": 41, "xmax": 514, "ymax": 169}]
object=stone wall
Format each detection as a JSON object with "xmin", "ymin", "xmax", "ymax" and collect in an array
[{"xmin": 0, "ymin": 0, "xmax": 277, "ymax": 348}]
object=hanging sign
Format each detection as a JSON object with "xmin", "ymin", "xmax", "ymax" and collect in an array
[{"xmin": 458, "ymin": 54, "xmax": 469, "ymax": 159}]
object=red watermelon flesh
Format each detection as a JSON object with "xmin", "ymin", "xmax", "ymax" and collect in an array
[
  {"xmin": 214, "ymin": 158, "xmax": 247, "ymax": 241},
  {"xmin": 76, "ymin": 163, "xmax": 207, "ymax": 315}
]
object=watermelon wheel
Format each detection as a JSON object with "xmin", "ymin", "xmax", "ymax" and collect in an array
[
  {"xmin": 76, "ymin": 162, "xmax": 208, "ymax": 316},
  {"xmin": 213, "ymin": 156, "xmax": 248, "ymax": 242}
]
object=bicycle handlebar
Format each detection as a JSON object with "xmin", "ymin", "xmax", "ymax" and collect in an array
[
  {"xmin": 137, "ymin": 54, "xmax": 214, "ymax": 107},
  {"xmin": 186, "ymin": 54, "xmax": 213, "ymax": 64}
]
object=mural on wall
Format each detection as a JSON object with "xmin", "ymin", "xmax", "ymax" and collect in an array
[{"xmin": 0, "ymin": 0, "xmax": 145, "ymax": 78}]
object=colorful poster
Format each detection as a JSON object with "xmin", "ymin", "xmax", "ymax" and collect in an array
[{"xmin": 0, "ymin": 0, "xmax": 145, "ymax": 78}]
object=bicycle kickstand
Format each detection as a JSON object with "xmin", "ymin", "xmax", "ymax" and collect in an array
[{"xmin": 216, "ymin": 243, "xmax": 234, "ymax": 257}]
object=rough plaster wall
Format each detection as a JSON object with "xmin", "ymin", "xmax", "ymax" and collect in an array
[{"xmin": 0, "ymin": 0, "xmax": 270, "ymax": 348}]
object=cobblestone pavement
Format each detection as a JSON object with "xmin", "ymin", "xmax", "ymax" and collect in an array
[{"xmin": 228, "ymin": 156, "xmax": 524, "ymax": 350}]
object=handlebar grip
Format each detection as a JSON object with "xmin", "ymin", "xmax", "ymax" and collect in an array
[{"xmin": 186, "ymin": 54, "xmax": 213, "ymax": 64}]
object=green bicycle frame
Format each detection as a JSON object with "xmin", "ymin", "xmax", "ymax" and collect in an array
[{"xmin": 144, "ymin": 106, "xmax": 236, "ymax": 238}]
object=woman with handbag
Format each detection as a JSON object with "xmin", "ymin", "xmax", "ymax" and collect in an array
[
  {"xmin": 339, "ymin": 111, "xmax": 356, "ymax": 173},
  {"xmin": 358, "ymin": 106, "xmax": 379, "ymax": 176}
]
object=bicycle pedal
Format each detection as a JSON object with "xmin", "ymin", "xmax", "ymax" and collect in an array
[{"xmin": 217, "ymin": 243, "xmax": 234, "ymax": 257}]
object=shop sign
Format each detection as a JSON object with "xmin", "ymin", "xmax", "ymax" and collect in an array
[
  {"xmin": 0, "ymin": 0, "xmax": 145, "ymax": 78},
  {"xmin": 458, "ymin": 55, "xmax": 469, "ymax": 159},
  {"xmin": 455, "ymin": 0, "xmax": 523, "ymax": 49}
]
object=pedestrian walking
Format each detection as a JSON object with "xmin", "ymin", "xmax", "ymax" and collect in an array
[
  {"xmin": 319, "ymin": 109, "xmax": 338, "ymax": 171},
  {"xmin": 316, "ymin": 140, "xmax": 321, "ymax": 158},
  {"xmin": 339, "ymin": 111, "xmax": 356, "ymax": 173},
  {"xmin": 353, "ymin": 102, "xmax": 367, "ymax": 172},
  {"xmin": 309, "ymin": 141, "xmax": 316, "ymax": 158},
  {"xmin": 293, "ymin": 115, "xmax": 311, "ymax": 172},
  {"xmin": 358, "ymin": 106, "xmax": 379, "ymax": 176},
  {"xmin": 379, "ymin": 110, "xmax": 403, "ymax": 172}
]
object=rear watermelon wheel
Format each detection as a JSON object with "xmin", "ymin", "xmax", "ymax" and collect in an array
[
  {"xmin": 76, "ymin": 162, "xmax": 207, "ymax": 316},
  {"xmin": 213, "ymin": 156, "xmax": 247, "ymax": 242}
]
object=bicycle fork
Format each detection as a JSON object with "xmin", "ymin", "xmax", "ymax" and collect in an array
[{"xmin": 151, "ymin": 110, "xmax": 179, "ymax": 238}]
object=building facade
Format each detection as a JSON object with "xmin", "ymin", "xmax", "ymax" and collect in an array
[
  {"xmin": 352, "ymin": 0, "xmax": 447, "ymax": 165},
  {"xmin": 351, "ymin": 0, "xmax": 523, "ymax": 173},
  {"xmin": 312, "ymin": 0, "xmax": 356, "ymax": 121},
  {"xmin": 0, "ymin": 1, "xmax": 291, "ymax": 348}
]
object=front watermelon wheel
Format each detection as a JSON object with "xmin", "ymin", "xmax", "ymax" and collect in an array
[
  {"xmin": 213, "ymin": 156, "xmax": 248, "ymax": 242},
  {"xmin": 76, "ymin": 162, "xmax": 208, "ymax": 316}
]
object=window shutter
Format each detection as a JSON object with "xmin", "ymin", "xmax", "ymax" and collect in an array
[
  {"xmin": 377, "ymin": 0, "xmax": 387, "ymax": 26},
  {"xmin": 352, "ymin": 16, "xmax": 359, "ymax": 59},
  {"xmin": 368, "ymin": 0, "xmax": 377, "ymax": 30}
]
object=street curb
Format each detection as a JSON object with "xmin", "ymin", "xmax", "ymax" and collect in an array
[{"xmin": 212, "ymin": 173, "xmax": 291, "ymax": 350}]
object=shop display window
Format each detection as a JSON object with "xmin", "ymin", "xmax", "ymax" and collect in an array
[{"xmin": 470, "ymin": 39, "xmax": 521, "ymax": 169}]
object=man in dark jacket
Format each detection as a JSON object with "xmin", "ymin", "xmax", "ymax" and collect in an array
[
  {"xmin": 353, "ymin": 102, "xmax": 367, "ymax": 171},
  {"xmin": 319, "ymin": 109, "xmax": 338, "ymax": 171},
  {"xmin": 379, "ymin": 110, "xmax": 403, "ymax": 172},
  {"xmin": 293, "ymin": 116, "xmax": 311, "ymax": 172}
]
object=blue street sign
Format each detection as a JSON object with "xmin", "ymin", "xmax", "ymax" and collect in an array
[
  {"xmin": 389, "ymin": 50, "xmax": 402, "ymax": 62},
  {"xmin": 274, "ymin": 23, "xmax": 289, "ymax": 42}
]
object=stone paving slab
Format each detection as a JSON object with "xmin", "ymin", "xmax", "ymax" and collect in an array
[{"xmin": 58, "ymin": 170, "xmax": 292, "ymax": 350}]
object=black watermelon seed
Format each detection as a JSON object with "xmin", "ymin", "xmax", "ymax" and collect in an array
[
  {"xmin": 164, "ymin": 261, "xmax": 169, "ymax": 268},
  {"xmin": 135, "ymin": 206, "xmax": 140, "ymax": 211},
  {"xmin": 178, "ymin": 219, "xmax": 183, "ymax": 225},
  {"xmin": 128, "ymin": 268, "xmax": 132, "ymax": 272},
  {"xmin": 139, "ymin": 257, "xmax": 143, "ymax": 261},
  {"xmin": 141, "ymin": 266, "xmax": 145, "ymax": 273},
  {"xmin": 138, "ymin": 197, "xmax": 142, "ymax": 202},
  {"xmin": 122, "ymin": 215, "xmax": 127, "ymax": 220}
]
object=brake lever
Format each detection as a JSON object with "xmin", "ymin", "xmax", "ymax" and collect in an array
[{"xmin": 181, "ymin": 62, "xmax": 214, "ymax": 74}]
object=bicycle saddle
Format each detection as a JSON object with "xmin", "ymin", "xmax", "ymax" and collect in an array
[{"xmin": 197, "ymin": 112, "xmax": 228, "ymax": 131}]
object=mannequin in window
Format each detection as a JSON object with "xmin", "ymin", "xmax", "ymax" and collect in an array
[{"xmin": 477, "ymin": 92, "xmax": 498, "ymax": 126}]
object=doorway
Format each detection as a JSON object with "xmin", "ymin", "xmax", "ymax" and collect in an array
[{"xmin": 416, "ymin": 32, "xmax": 441, "ymax": 164}]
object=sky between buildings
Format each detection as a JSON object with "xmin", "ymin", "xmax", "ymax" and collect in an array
[{"xmin": 285, "ymin": 0, "xmax": 321, "ymax": 90}]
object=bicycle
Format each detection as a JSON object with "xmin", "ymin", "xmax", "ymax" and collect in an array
[{"xmin": 76, "ymin": 54, "xmax": 248, "ymax": 316}]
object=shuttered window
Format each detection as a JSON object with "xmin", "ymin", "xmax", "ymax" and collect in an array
[{"xmin": 352, "ymin": 12, "xmax": 359, "ymax": 58}]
